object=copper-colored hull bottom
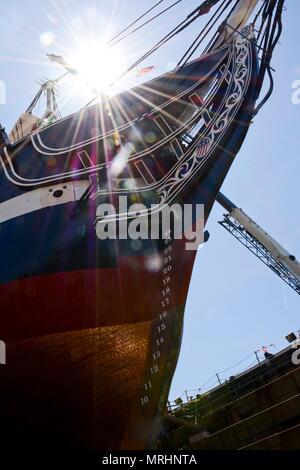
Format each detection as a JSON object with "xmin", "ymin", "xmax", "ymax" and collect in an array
[{"xmin": 0, "ymin": 322, "xmax": 153, "ymax": 449}]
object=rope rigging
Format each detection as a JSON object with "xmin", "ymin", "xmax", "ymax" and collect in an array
[
  {"xmin": 175, "ymin": 0, "xmax": 286, "ymax": 117},
  {"xmin": 27, "ymin": 0, "xmax": 287, "ymax": 120},
  {"xmin": 253, "ymin": 0, "xmax": 285, "ymax": 115},
  {"xmin": 106, "ymin": 0, "xmax": 165, "ymax": 45},
  {"xmin": 109, "ymin": 0, "xmax": 227, "ymax": 78},
  {"xmin": 177, "ymin": 0, "xmax": 233, "ymax": 67},
  {"xmin": 85, "ymin": 0, "xmax": 227, "ymax": 107},
  {"xmin": 107, "ymin": 0, "xmax": 184, "ymax": 49}
]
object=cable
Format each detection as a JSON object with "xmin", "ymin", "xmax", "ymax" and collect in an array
[
  {"xmin": 26, "ymin": 88, "xmax": 43, "ymax": 114},
  {"xmin": 253, "ymin": 0, "xmax": 268, "ymax": 30},
  {"xmin": 217, "ymin": 353, "xmax": 256, "ymax": 375},
  {"xmin": 84, "ymin": 2, "xmax": 210, "ymax": 107},
  {"xmin": 109, "ymin": 4, "xmax": 206, "ymax": 81},
  {"xmin": 177, "ymin": 0, "xmax": 232, "ymax": 67},
  {"xmin": 200, "ymin": 375, "xmax": 218, "ymax": 390},
  {"xmin": 253, "ymin": 64, "xmax": 274, "ymax": 116},
  {"xmin": 202, "ymin": 0, "xmax": 239, "ymax": 54},
  {"xmin": 107, "ymin": 0, "xmax": 165, "ymax": 45},
  {"xmin": 108, "ymin": 0, "xmax": 183, "ymax": 49},
  {"xmin": 257, "ymin": 0, "xmax": 272, "ymax": 43},
  {"xmin": 256, "ymin": 0, "xmax": 277, "ymax": 92},
  {"xmin": 174, "ymin": 328, "xmax": 293, "ymax": 404},
  {"xmin": 254, "ymin": 0, "xmax": 285, "ymax": 115}
]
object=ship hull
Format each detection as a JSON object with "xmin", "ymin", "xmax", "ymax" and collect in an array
[{"xmin": 0, "ymin": 28, "xmax": 259, "ymax": 449}]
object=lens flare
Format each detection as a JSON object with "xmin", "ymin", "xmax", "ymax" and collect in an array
[{"xmin": 67, "ymin": 40, "xmax": 123, "ymax": 95}]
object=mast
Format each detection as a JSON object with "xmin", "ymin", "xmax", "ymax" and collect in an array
[
  {"xmin": 212, "ymin": 0, "xmax": 260, "ymax": 49},
  {"xmin": 225, "ymin": 0, "xmax": 260, "ymax": 30},
  {"xmin": 38, "ymin": 78, "xmax": 61, "ymax": 121},
  {"xmin": 8, "ymin": 74, "xmax": 66, "ymax": 144}
]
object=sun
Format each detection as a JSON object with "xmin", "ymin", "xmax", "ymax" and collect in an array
[{"xmin": 67, "ymin": 40, "xmax": 124, "ymax": 95}]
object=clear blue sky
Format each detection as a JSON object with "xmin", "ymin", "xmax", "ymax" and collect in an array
[{"xmin": 0, "ymin": 0, "xmax": 299, "ymax": 402}]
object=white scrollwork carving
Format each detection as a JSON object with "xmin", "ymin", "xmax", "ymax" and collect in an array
[{"xmin": 157, "ymin": 27, "xmax": 253, "ymax": 206}]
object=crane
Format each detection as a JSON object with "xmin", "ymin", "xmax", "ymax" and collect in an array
[{"xmin": 216, "ymin": 192, "xmax": 300, "ymax": 295}]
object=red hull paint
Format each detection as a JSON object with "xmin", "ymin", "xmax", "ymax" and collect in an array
[
  {"xmin": 0, "ymin": 238, "xmax": 195, "ymax": 449},
  {"xmin": 0, "ymin": 239, "xmax": 195, "ymax": 342}
]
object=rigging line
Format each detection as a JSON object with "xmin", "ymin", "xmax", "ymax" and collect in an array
[
  {"xmin": 106, "ymin": 0, "xmax": 165, "ymax": 45},
  {"xmin": 26, "ymin": 72, "xmax": 68, "ymax": 115},
  {"xmin": 201, "ymin": 0, "xmax": 239, "ymax": 54},
  {"xmin": 258, "ymin": 24, "xmax": 268, "ymax": 53},
  {"xmin": 84, "ymin": 2, "xmax": 207, "ymax": 108},
  {"xmin": 253, "ymin": 54, "xmax": 274, "ymax": 115},
  {"xmin": 257, "ymin": 1, "xmax": 275, "ymax": 49},
  {"xmin": 26, "ymin": 88, "xmax": 43, "ymax": 114},
  {"xmin": 115, "ymin": 1, "xmax": 217, "ymax": 73},
  {"xmin": 253, "ymin": 0, "xmax": 269, "ymax": 29},
  {"xmin": 199, "ymin": 375, "xmax": 218, "ymax": 389},
  {"xmin": 256, "ymin": 2, "xmax": 275, "ymax": 89},
  {"xmin": 258, "ymin": 0, "xmax": 275, "ymax": 49},
  {"xmin": 108, "ymin": 0, "xmax": 183, "ymax": 49},
  {"xmin": 262, "ymin": 0, "xmax": 280, "ymax": 62},
  {"xmin": 113, "ymin": 6, "xmax": 206, "ymax": 72},
  {"xmin": 178, "ymin": 0, "xmax": 232, "ymax": 67},
  {"xmin": 254, "ymin": 0, "xmax": 284, "ymax": 115},
  {"xmin": 192, "ymin": 340, "xmax": 283, "ymax": 398},
  {"xmin": 257, "ymin": 0, "xmax": 283, "ymax": 97},
  {"xmin": 177, "ymin": 0, "xmax": 229, "ymax": 66},
  {"xmin": 259, "ymin": 0, "xmax": 277, "ymax": 57},
  {"xmin": 225, "ymin": 23, "xmax": 266, "ymax": 53},
  {"xmin": 202, "ymin": 29, "xmax": 219, "ymax": 54},
  {"xmin": 217, "ymin": 353, "xmax": 255, "ymax": 375},
  {"xmin": 267, "ymin": 0, "xmax": 284, "ymax": 57},
  {"xmin": 183, "ymin": 0, "xmax": 231, "ymax": 63},
  {"xmin": 195, "ymin": 0, "xmax": 241, "ymax": 58}
]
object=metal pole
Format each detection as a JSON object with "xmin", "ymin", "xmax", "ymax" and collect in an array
[{"xmin": 254, "ymin": 350, "xmax": 261, "ymax": 364}]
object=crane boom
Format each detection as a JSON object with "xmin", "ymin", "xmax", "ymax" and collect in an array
[{"xmin": 217, "ymin": 192, "xmax": 300, "ymax": 295}]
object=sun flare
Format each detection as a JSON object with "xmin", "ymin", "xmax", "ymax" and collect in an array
[{"xmin": 68, "ymin": 40, "xmax": 124, "ymax": 95}]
